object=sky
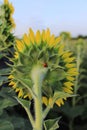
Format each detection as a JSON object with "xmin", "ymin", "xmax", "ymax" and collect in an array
[{"xmin": 3, "ymin": 0, "xmax": 87, "ymax": 37}]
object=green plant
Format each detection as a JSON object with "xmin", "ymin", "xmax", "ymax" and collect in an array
[
  {"xmin": 56, "ymin": 38, "xmax": 87, "ymax": 130},
  {"xmin": 0, "ymin": 0, "xmax": 15, "ymax": 84},
  {"xmin": 0, "ymin": 0, "xmax": 15, "ymax": 53},
  {"xmin": 8, "ymin": 29, "xmax": 77, "ymax": 130},
  {"xmin": 0, "ymin": 1, "xmax": 19, "ymax": 130}
]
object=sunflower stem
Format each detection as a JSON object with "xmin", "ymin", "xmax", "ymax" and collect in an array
[
  {"xmin": 43, "ymin": 98, "xmax": 56, "ymax": 119},
  {"xmin": 43, "ymin": 105, "xmax": 52, "ymax": 120},
  {"xmin": 33, "ymin": 82, "xmax": 43, "ymax": 130},
  {"xmin": 31, "ymin": 65, "xmax": 48, "ymax": 130},
  {"xmin": 24, "ymin": 107, "xmax": 35, "ymax": 127}
]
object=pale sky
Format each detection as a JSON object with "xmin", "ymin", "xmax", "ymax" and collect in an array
[{"xmin": 3, "ymin": 0, "xmax": 87, "ymax": 37}]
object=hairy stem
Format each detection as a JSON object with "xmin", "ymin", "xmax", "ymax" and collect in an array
[
  {"xmin": 33, "ymin": 82, "xmax": 43, "ymax": 130},
  {"xmin": 31, "ymin": 65, "xmax": 48, "ymax": 130}
]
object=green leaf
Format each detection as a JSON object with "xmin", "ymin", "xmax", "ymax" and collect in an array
[
  {"xmin": 60, "ymin": 103, "xmax": 84, "ymax": 119},
  {"xmin": 0, "ymin": 109, "xmax": 3, "ymax": 116},
  {"xmin": 0, "ymin": 68, "xmax": 11, "ymax": 75},
  {"xmin": 16, "ymin": 98, "xmax": 31, "ymax": 109},
  {"xmin": 0, "ymin": 98, "xmax": 17, "ymax": 115},
  {"xmin": 0, "ymin": 87, "xmax": 17, "ymax": 98},
  {"xmin": 0, "ymin": 120, "xmax": 14, "ymax": 130},
  {"xmin": 74, "ymin": 124, "xmax": 87, "ymax": 130},
  {"xmin": 0, "ymin": 87, "xmax": 18, "ymax": 115},
  {"xmin": 0, "ymin": 68, "xmax": 11, "ymax": 86},
  {"xmin": 46, "ymin": 69, "xmax": 66, "ymax": 82},
  {"xmin": 82, "ymin": 108, "xmax": 87, "ymax": 120},
  {"xmin": 44, "ymin": 117, "xmax": 61, "ymax": 130},
  {"xmin": 10, "ymin": 115, "xmax": 32, "ymax": 130},
  {"xmin": 0, "ymin": 76, "xmax": 8, "ymax": 86},
  {"xmin": 0, "ymin": 53, "xmax": 4, "ymax": 59}
]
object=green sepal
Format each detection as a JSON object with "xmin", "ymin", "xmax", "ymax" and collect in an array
[
  {"xmin": 0, "ymin": 87, "xmax": 18, "ymax": 115},
  {"xmin": 53, "ymin": 91, "xmax": 76, "ymax": 101},
  {"xmin": 0, "ymin": 98, "xmax": 17, "ymax": 115},
  {"xmin": 18, "ymin": 77, "xmax": 33, "ymax": 88},
  {"xmin": 44, "ymin": 117, "xmax": 61, "ymax": 130}
]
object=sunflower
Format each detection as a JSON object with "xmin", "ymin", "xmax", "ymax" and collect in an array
[
  {"xmin": 3, "ymin": 0, "xmax": 15, "ymax": 29},
  {"xmin": 4, "ymin": 0, "xmax": 14, "ymax": 14},
  {"xmin": 8, "ymin": 28, "xmax": 78, "ymax": 107}
]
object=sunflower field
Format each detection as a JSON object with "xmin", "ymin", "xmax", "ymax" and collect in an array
[{"xmin": 0, "ymin": 0, "xmax": 87, "ymax": 130}]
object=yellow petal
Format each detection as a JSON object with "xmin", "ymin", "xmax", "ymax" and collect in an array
[
  {"xmin": 28, "ymin": 93, "xmax": 32, "ymax": 100},
  {"xmin": 54, "ymin": 36, "xmax": 61, "ymax": 45},
  {"xmin": 16, "ymin": 40, "xmax": 24, "ymax": 52},
  {"xmin": 66, "ymin": 76, "xmax": 75, "ymax": 81},
  {"xmin": 15, "ymin": 88, "xmax": 20, "ymax": 92},
  {"xmin": 42, "ymin": 96, "xmax": 48, "ymax": 106},
  {"xmin": 29, "ymin": 28, "xmax": 35, "ymax": 44},
  {"xmin": 12, "ymin": 84, "xmax": 16, "ymax": 89},
  {"xmin": 18, "ymin": 89, "xmax": 23, "ymax": 98},
  {"xmin": 8, "ymin": 75, "xmax": 14, "ymax": 79},
  {"xmin": 64, "ymin": 82, "xmax": 74, "ymax": 88},
  {"xmin": 49, "ymin": 97, "xmax": 53, "ymax": 108},
  {"xmin": 61, "ymin": 99, "xmax": 64, "ymax": 105},
  {"xmin": 64, "ymin": 97, "xmax": 67, "ymax": 100},
  {"xmin": 64, "ymin": 84, "xmax": 73, "ymax": 90},
  {"xmin": 62, "ymin": 52, "xmax": 72, "ymax": 59},
  {"xmin": 10, "ymin": 17, "xmax": 16, "ymax": 28},
  {"xmin": 67, "ymin": 71, "xmax": 79, "ymax": 76},
  {"xmin": 9, "ymin": 81, "xmax": 15, "ymax": 86},
  {"xmin": 14, "ymin": 52, "xmax": 19, "ymax": 59},
  {"xmin": 55, "ymin": 98, "xmax": 64, "ymax": 107},
  {"xmin": 63, "ymin": 87, "xmax": 73, "ymax": 94},
  {"xmin": 49, "ymin": 35, "xmax": 55, "ymax": 46},
  {"xmin": 35, "ymin": 30, "xmax": 41, "ymax": 44},
  {"xmin": 41, "ymin": 30, "xmax": 46, "ymax": 42},
  {"xmin": 45, "ymin": 28, "xmax": 50, "ymax": 43},
  {"xmin": 65, "ymin": 63, "xmax": 76, "ymax": 68},
  {"xmin": 68, "ymin": 68, "xmax": 77, "ymax": 73},
  {"xmin": 58, "ymin": 44, "xmax": 65, "ymax": 55},
  {"xmin": 9, "ymin": 3, "xmax": 14, "ymax": 14},
  {"xmin": 55, "ymin": 100, "xmax": 61, "ymax": 107},
  {"xmin": 23, "ymin": 33, "xmax": 30, "ymax": 46},
  {"xmin": 24, "ymin": 94, "xmax": 28, "ymax": 99},
  {"xmin": 4, "ymin": 0, "xmax": 8, "ymax": 4},
  {"xmin": 64, "ymin": 57, "xmax": 75, "ymax": 63}
]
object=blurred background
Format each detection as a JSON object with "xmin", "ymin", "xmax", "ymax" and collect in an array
[{"xmin": 1, "ymin": 0, "xmax": 87, "ymax": 37}]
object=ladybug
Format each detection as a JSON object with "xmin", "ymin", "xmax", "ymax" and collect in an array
[{"xmin": 43, "ymin": 63, "xmax": 48, "ymax": 67}]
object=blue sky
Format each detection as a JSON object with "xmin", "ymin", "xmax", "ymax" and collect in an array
[{"xmin": 4, "ymin": 0, "xmax": 87, "ymax": 37}]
